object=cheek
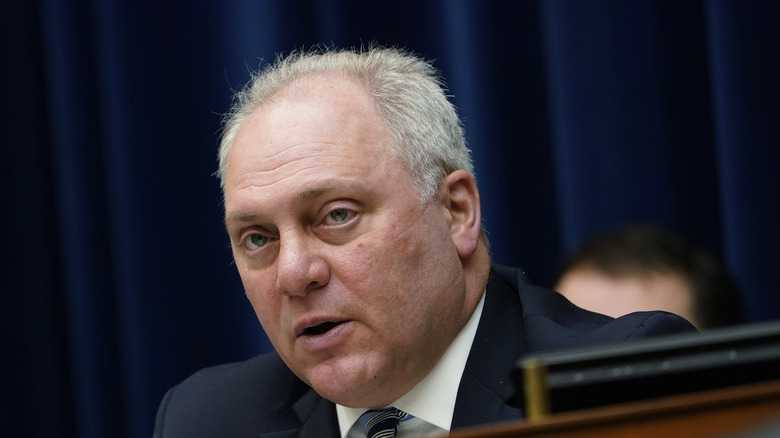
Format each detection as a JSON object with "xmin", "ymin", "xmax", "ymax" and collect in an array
[
  {"xmin": 346, "ymin": 221, "xmax": 452, "ymax": 308},
  {"xmin": 394, "ymin": 219, "xmax": 455, "ymax": 282},
  {"xmin": 240, "ymin": 271, "xmax": 284, "ymax": 332},
  {"xmin": 350, "ymin": 242, "xmax": 376, "ymax": 271}
]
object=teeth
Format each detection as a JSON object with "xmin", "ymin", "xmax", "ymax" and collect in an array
[{"xmin": 306, "ymin": 322, "xmax": 338, "ymax": 335}]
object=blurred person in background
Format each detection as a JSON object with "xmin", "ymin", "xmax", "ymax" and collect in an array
[{"xmin": 555, "ymin": 225, "xmax": 748, "ymax": 330}]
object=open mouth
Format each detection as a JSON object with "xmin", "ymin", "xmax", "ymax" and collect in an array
[{"xmin": 303, "ymin": 321, "xmax": 341, "ymax": 336}]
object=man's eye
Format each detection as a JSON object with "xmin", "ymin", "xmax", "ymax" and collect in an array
[
  {"xmin": 326, "ymin": 208, "xmax": 352, "ymax": 224},
  {"xmin": 244, "ymin": 233, "xmax": 268, "ymax": 250}
]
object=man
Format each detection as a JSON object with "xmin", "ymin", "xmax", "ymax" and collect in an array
[
  {"xmin": 154, "ymin": 46, "xmax": 694, "ymax": 437},
  {"xmin": 554, "ymin": 225, "xmax": 748, "ymax": 330}
]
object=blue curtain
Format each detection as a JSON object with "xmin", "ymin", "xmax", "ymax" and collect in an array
[{"xmin": 2, "ymin": 0, "xmax": 778, "ymax": 436}]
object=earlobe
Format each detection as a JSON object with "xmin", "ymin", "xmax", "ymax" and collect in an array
[{"xmin": 440, "ymin": 170, "xmax": 482, "ymax": 258}]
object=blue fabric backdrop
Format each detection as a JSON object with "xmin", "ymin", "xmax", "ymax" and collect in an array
[{"xmin": 2, "ymin": 0, "xmax": 778, "ymax": 436}]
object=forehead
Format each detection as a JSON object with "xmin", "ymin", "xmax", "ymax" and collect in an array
[
  {"xmin": 224, "ymin": 75, "xmax": 404, "ymax": 204},
  {"xmin": 236, "ymin": 75, "xmax": 385, "ymax": 154}
]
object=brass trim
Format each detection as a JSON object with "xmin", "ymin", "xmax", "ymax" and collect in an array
[{"xmin": 523, "ymin": 358, "xmax": 550, "ymax": 421}]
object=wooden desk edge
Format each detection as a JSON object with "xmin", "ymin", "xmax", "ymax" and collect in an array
[{"xmin": 447, "ymin": 380, "xmax": 780, "ymax": 438}]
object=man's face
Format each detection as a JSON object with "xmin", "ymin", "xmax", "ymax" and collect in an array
[
  {"xmin": 556, "ymin": 268, "xmax": 698, "ymax": 327},
  {"xmin": 224, "ymin": 76, "xmax": 472, "ymax": 408}
]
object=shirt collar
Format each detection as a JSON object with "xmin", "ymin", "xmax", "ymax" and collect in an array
[{"xmin": 336, "ymin": 291, "xmax": 486, "ymax": 437}]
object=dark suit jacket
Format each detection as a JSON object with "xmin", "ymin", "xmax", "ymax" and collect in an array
[{"xmin": 154, "ymin": 264, "xmax": 695, "ymax": 437}]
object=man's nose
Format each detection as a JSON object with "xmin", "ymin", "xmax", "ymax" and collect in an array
[{"xmin": 275, "ymin": 233, "xmax": 330, "ymax": 296}]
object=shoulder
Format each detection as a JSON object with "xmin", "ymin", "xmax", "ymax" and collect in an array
[
  {"xmin": 154, "ymin": 352, "xmax": 310, "ymax": 437},
  {"xmin": 489, "ymin": 264, "xmax": 697, "ymax": 352}
]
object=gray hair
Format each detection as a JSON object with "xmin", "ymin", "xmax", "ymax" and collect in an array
[{"xmin": 217, "ymin": 46, "xmax": 474, "ymax": 203}]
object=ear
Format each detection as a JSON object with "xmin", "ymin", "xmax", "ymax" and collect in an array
[{"xmin": 438, "ymin": 170, "xmax": 482, "ymax": 259}]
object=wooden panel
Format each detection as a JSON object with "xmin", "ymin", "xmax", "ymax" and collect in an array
[{"xmin": 448, "ymin": 380, "xmax": 780, "ymax": 438}]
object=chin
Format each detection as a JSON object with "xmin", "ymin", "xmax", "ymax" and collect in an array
[{"xmin": 307, "ymin": 360, "xmax": 388, "ymax": 407}]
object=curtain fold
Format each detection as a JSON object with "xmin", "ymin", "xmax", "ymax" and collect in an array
[
  {"xmin": 39, "ymin": 1, "xmax": 127, "ymax": 436},
  {"xmin": 2, "ymin": 1, "xmax": 778, "ymax": 436},
  {"xmin": 706, "ymin": 0, "xmax": 780, "ymax": 321}
]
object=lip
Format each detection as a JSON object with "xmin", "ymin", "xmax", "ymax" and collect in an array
[{"xmin": 294, "ymin": 318, "xmax": 353, "ymax": 351}]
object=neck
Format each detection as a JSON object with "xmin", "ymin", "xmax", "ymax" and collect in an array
[{"xmin": 463, "ymin": 242, "xmax": 491, "ymax": 314}]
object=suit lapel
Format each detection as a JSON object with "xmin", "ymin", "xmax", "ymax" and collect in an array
[
  {"xmin": 451, "ymin": 266, "xmax": 527, "ymax": 429},
  {"xmin": 292, "ymin": 388, "xmax": 340, "ymax": 438}
]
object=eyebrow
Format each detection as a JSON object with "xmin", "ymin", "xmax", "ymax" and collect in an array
[
  {"xmin": 224, "ymin": 182, "xmax": 352, "ymax": 228},
  {"xmin": 295, "ymin": 183, "xmax": 338, "ymax": 204},
  {"xmin": 224, "ymin": 212, "xmax": 258, "ymax": 226}
]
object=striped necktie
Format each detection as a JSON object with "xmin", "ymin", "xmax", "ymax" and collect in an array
[{"xmin": 358, "ymin": 408, "xmax": 409, "ymax": 438}]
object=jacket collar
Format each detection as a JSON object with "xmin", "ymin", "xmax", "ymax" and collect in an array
[
  {"xmin": 451, "ymin": 266, "xmax": 527, "ymax": 429},
  {"xmin": 292, "ymin": 388, "xmax": 340, "ymax": 438}
]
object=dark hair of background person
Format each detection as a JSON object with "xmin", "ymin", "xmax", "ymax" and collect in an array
[{"xmin": 555, "ymin": 225, "xmax": 748, "ymax": 329}]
